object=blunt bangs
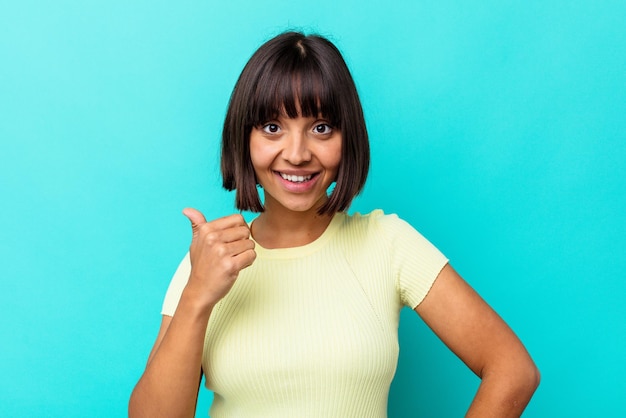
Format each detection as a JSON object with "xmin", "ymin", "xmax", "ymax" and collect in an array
[
  {"xmin": 222, "ymin": 32, "xmax": 370, "ymax": 215},
  {"xmin": 247, "ymin": 54, "xmax": 342, "ymax": 129}
]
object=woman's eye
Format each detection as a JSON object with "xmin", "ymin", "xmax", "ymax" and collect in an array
[
  {"xmin": 313, "ymin": 123, "xmax": 332, "ymax": 134},
  {"xmin": 262, "ymin": 123, "xmax": 280, "ymax": 134}
]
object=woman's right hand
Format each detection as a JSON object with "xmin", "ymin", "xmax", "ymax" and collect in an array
[{"xmin": 182, "ymin": 208, "xmax": 256, "ymax": 309}]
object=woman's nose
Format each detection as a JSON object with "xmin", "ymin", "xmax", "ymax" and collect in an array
[{"xmin": 282, "ymin": 132, "xmax": 312, "ymax": 165}]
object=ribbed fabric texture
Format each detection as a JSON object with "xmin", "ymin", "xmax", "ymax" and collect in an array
[{"xmin": 162, "ymin": 210, "xmax": 448, "ymax": 417}]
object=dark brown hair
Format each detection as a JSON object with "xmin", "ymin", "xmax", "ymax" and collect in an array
[{"xmin": 221, "ymin": 31, "xmax": 369, "ymax": 214}]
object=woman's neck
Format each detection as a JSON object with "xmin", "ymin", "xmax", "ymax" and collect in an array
[{"xmin": 251, "ymin": 205, "xmax": 334, "ymax": 249}]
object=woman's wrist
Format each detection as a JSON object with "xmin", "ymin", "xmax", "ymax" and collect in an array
[{"xmin": 177, "ymin": 281, "xmax": 217, "ymax": 322}]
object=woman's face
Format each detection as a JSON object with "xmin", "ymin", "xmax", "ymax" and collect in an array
[{"xmin": 249, "ymin": 113, "xmax": 342, "ymax": 215}]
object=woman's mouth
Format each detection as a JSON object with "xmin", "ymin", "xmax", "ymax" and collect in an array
[{"xmin": 279, "ymin": 172, "xmax": 316, "ymax": 183}]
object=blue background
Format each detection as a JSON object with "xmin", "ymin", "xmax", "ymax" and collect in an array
[{"xmin": 1, "ymin": 1, "xmax": 625, "ymax": 416}]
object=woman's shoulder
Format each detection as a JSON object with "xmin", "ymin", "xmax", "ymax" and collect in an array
[
  {"xmin": 342, "ymin": 209, "xmax": 411, "ymax": 230},
  {"xmin": 339, "ymin": 209, "xmax": 418, "ymax": 242},
  {"xmin": 341, "ymin": 209, "xmax": 443, "ymax": 252}
]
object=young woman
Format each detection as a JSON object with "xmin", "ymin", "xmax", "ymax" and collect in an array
[{"xmin": 129, "ymin": 31, "xmax": 540, "ymax": 418}]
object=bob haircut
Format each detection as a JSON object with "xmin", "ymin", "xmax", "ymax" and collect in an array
[{"xmin": 221, "ymin": 31, "xmax": 370, "ymax": 215}]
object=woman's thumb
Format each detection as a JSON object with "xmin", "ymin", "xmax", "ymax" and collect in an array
[{"xmin": 182, "ymin": 208, "xmax": 207, "ymax": 234}]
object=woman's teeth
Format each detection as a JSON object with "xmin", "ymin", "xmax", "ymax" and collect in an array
[{"xmin": 280, "ymin": 173, "xmax": 313, "ymax": 183}]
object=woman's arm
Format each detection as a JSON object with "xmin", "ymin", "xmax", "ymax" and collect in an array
[
  {"xmin": 128, "ymin": 209, "xmax": 256, "ymax": 418},
  {"xmin": 415, "ymin": 264, "xmax": 540, "ymax": 417},
  {"xmin": 128, "ymin": 295, "xmax": 211, "ymax": 418}
]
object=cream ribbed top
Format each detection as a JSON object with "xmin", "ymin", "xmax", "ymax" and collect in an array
[{"xmin": 162, "ymin": 210, "xmax": 448, "ymax": 417}]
